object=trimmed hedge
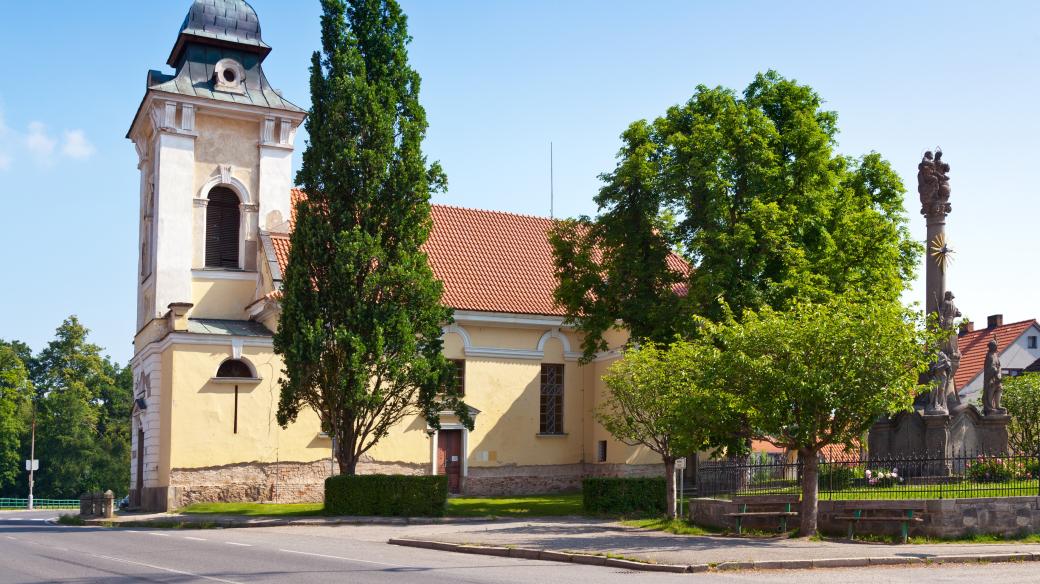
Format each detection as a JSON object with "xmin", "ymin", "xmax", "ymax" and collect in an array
[
  {"xmin": 324, "ymin": 474, "xmax": 447, "ymax": 517},
  {"xmin": 582, "ymin": 476, "xmax": 667, "ymax": 515}
]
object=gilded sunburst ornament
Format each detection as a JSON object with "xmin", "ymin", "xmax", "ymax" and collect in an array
[{"xmin": 930, "ymin": 232, "xmax": 955, "ymax": 272}]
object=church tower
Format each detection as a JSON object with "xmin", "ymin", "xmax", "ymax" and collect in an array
[{"xmin": 126, "ymin": 0, "xmax": 310, "ymax": 510}]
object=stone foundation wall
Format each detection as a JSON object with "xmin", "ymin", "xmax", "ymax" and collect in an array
[
  {"xmin": 464, "ymin": 462, "xmax": 664, "ymax": 496},
  {"xmin": 690, "ymin": 496, "xmax": 1040, "ymax": 538},
  {"xmin": 154, "ymin": 458, "xmax": 667, "ymax": 509},
  {"xmin": 167, "ymin": 457, "xmax": 427, "ymax": 509}
]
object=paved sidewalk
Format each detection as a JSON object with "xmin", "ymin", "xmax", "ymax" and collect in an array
[{"xmin": 397, "ymin": 518, "xmax": 1040, "ymax": 567}]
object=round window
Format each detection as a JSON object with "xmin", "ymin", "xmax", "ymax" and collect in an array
[{"xmin": 222, "ymin": 69, "xmax": 236, "ymax": 83}]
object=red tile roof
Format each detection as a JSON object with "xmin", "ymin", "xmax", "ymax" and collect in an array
[
  {"xmin": 955, "ymin": 319, "xmax": 1038, "ymax": 390},
  {"xmin": 271, "ymin": 191, "xmax": 688, "ymax": 316}
]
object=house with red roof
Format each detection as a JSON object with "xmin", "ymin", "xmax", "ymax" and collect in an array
[
  {"xmin": 126, "ymin": 1, "xmax": 663, "ymax": 511},
  {"xmin": 955, "ymin": 315, "xmax": 1040, "ymax": 405}
]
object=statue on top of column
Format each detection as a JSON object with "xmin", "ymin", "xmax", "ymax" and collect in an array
[{"xmin": 919, "ymin": 150, "xmax": 952, "ymax": 217}]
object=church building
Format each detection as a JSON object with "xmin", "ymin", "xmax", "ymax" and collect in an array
[{"xmin": 127, "ymin": 0, "xmax": 659, "ymax": 511}]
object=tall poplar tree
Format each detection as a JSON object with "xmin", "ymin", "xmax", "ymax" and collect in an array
[{"xmin": 275, "ymin": 0, "xmax": 469, "ymax": 475}]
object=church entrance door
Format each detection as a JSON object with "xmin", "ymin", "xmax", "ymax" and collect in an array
[{"xmin": 437, "ymin": 430, "xmax": 463, "ymax": 494}]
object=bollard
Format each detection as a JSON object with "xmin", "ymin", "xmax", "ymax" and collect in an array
[{"xmin": 102, "ymin": 490, "xmax": 115, "ymax": 518}]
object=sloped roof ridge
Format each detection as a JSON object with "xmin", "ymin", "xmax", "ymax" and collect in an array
[{"xmin": 431, "ymin": 203, "xmax": 557, "ymax": 222}]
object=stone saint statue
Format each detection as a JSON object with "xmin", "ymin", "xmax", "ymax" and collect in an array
[
  {"xmin": 928, "ymin": 350, "xmax": 952, "ymax": 414},
  {"xmin": 939, "ymin": 291, "xmax": 962, "ymax": 394},
  {"xmin": 983, "ymin": 337, "xmax": 1007, "ymax": 415},
  {"xmin": 918, "ymin": 150, "xmax": 952, "ymax": 217}
]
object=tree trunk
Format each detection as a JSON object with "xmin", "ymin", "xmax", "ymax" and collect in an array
[
  {"xmin": 664, "ymin": 457, "xmax": 677, "ymax": 519},
  {"xmin": 798, "ymin": 447, "xmax": 819, "ymax": 536},
  {"xmin": 336, "ymin": 435, "xmax": 358, "ymax": 475}
]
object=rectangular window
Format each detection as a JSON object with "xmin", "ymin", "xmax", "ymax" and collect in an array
[
  {"xmin": 1030, "ymin": 336, "xmax": 1037, "ymax": 349},
  {"xmin": 597, "ymin": 440, "xmax": 607, "ymax": 462},
  {"xmin": 449, "ymin": 359, "xmax": 465, "ymax": 396},
  {"xmin": 540, "ymin": 364, "xmax": 564, "ymax": 434}
]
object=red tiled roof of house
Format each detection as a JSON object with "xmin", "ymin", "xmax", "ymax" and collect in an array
[
  {"xmin": 955, "ymin": 319, "xmax": 1038, "ymax": 390},
  {"xmin": 272, "ymin": 191, "xmax": 689, "ymax": 317}
]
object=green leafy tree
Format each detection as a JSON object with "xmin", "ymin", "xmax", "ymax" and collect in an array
[
  {"xmin": 1003, "ymin": 373, "xmax": 1040, "ymax": 454},
  {"xmin": 709, "ymin": 299, "xmax": 932, "ymax": 535},
  {"xmin": 21, "ymin": 317, "xmax": 131, "ymax": 498},
  {"xmin": 551, "ymin": 121, "xmax": 693, "ymax": 361},
  {"xmin": 552, "ymin": 71, "xmax": 920, "ymax": 351},
  {"xmin": 599, "ymin": 340, "xmax": 736, "ymax": 518},
  {"xmin": 0, "ymin": 343, "xmax": 31, "ymax": 491},
  {"xmin": 276, "ymin": 0, "xmax": 469, "ymax": 475}
]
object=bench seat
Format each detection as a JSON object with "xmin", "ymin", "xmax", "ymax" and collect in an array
[{"xmin": 726, "ymin": 511, "xmax": 799, "ymax": 517}]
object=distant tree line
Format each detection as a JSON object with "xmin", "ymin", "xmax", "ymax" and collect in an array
[{"xmin": 0, "ymin": 316, "xmax": 131, "ymax": 499}]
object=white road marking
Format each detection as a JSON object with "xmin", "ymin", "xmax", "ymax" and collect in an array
[
  {"xmin": 183, "ymin": 536, "xmax": 207, "ymax": 541},
  {"xmin": 225, "ymin": 541, "xmax": 251, "ymax": 547},
  {"xmin": 90, "ymin": 554, "xmax": 243, "ymax": 584},
  {"xmin": 5, "ymin": 536, "xmax": 16, "ymax": 540},
  {"xmin": 278, "ymin": 548, "xmax": 402, "ymax": 567},
  {"xmin": 147, "ymin": 532, "xmax": 170, "ymax": 537}
]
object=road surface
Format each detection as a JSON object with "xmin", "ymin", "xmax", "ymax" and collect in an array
[{"xmin": 2, "ymin": 510, "xmax": 1040, "ymax": 583}]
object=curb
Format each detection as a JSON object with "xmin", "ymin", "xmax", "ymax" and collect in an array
[
  {"xmin": 387, "ymin": 539, "xmax": 1040, "ymax": 573},
  {"xmin": 84, "ymin": 515, "xmax": 500, "ymax": 529}
]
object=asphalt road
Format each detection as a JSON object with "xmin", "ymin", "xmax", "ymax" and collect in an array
[{"xmin": 3, "ymin": 511, "xmax": 1040, "ymax": 583}]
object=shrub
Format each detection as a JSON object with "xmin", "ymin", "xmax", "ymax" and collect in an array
[
  {"xmin": 324, "ymin": 474, "xmax": 447, "ymax": 517},
  {"xmin": 817, "ymin": 464, "xmax": 863, "ymax": 490},
  {"xmin": 965, "ymin": 457, "xmax": 1032, "ymax": 483},
  {"xmin": 582, "ymin": 477, "xmax": 666, "ymax": 515}
]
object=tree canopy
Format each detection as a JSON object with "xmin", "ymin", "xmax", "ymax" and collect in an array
[
  {"xmin": 599, "ymin": 340, "xmax": 738, "ymax": 517},
  {"xmin": 275, "ymin": 0, "xmax": 468, "ymax": 475},
  {"xmin": 706, "ymin": 299, "xmax": 933, "ymax": 535},
  {"xmin": 552, "ymin": 71, "xmax": 920, "ymax": 358},
  {"xmin": 1003, "ymin": 373, "xmax": 1040, "ymax": 453},
  {"xmin": 1, "ymin": 317, "xmax": 131, "ymax": 498}
]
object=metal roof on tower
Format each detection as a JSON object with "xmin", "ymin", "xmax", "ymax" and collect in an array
[
  {"xmin": 168, "ymin": 0, "xmax": 271, "ymax": 66},
  {"xmin": 140, "ymin": 0, "xmax": 303, "ymax": 114}
]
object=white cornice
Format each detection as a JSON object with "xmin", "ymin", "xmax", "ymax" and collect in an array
[
  {"xmin": 131, "ymin": 332, "xmax": 273, "ymax": 367},
  {"xmin": 452, "ymin": 311, "xmax": 569, "ymax": 329}
]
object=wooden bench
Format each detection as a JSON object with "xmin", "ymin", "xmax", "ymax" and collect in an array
[
  {"xmin": 835, "ymin": 503, "xmax": 926, "ymax": 543},
  {"xmin": 725, "ymin": 495, "xmax": 800, "ymax": 535}
]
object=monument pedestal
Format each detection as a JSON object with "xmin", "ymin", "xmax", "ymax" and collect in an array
[{"xmin": 868, "ymin": 405, "xmax": 1010, "ymax": 476}]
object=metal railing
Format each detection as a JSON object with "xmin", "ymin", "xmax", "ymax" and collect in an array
[
  {"xmin": 0, "ymin": 498, "xmax": 80, "ymax": 510},
  {"xmin": 695, "ymin": 450, "xmax": 1040, "ymax": 500}
]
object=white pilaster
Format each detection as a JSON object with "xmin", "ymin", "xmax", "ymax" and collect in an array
[{"xmin": 153, "ymin": 131, "xmax": 197, "ymax": 316}]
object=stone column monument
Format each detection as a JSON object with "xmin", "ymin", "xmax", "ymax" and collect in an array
[{"xmin": 868, "ymin": 151, "xmax": 1010, "ymax": 470}]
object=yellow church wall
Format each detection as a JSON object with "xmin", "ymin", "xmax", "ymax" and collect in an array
[
  {"xmin": 589, "ymin": 352, "xmax": 663, "ymax": 466},
  {"xmin": 190, "ymin": 278, "xmax": 256, "ymax": 320},
  {"xmin": 465, "ymin": 326, "xmax": 545, "ymax": 351},
  {"xmin": 158, "ymin": 348, "xmax": 174, "ymax": 486},
  {"xmin": 166, "ymin": 344, "xmax": 329, "ymax": 471},
  {"xmin": 193, "ymin": 114, "xmax": 259, "ymax": 197}
]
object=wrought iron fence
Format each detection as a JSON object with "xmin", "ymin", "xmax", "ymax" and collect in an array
[
  {"xmin": 0, "ymin": 498, "xmax": 80, "ymax": 509},
  {"xmin": 695, "ymin": 450, "xmax": 1040, "ymax": 500}
]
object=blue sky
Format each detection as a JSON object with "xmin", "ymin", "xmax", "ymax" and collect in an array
[{"xmin": 0, "ymin": 1, "xmax": 1037, "ymax": 363}]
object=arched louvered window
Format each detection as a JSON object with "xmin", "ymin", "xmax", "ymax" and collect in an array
[
  {"xmin": 205, "ymin": 187, "xmax": 240, "ymax": 268},
  {"xmin": 216, "ymin": 359, "xmax": 253, "ymax": 378}
]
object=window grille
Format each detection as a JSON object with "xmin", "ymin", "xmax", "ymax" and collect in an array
[
  {"xmin": 597, "ymin": 440, "xmax": 607, "ymax": 462},
  {"xmin": 449, "ymin": 359, "xmax": 465, "ymax": 396},
  {"xmin": 540, "ymin": 364, "xmax": 564, "ymax": 434}
]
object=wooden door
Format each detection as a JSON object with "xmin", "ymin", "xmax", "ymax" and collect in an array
[{"xmin": 437, "ymin": 430, "xmax": 463, "ymax": 494}]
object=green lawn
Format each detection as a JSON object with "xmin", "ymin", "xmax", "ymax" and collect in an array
[
  {"xmin": 621, "ymin": 518, "xmax": 719, "ymax": 536},
  {"xmin": 176, "ymin": 494, "xmax": 584, "ymax": 518},
  {"xmin": 446, "ymin": 494, "xmax": 583, "ymax": 517}
]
